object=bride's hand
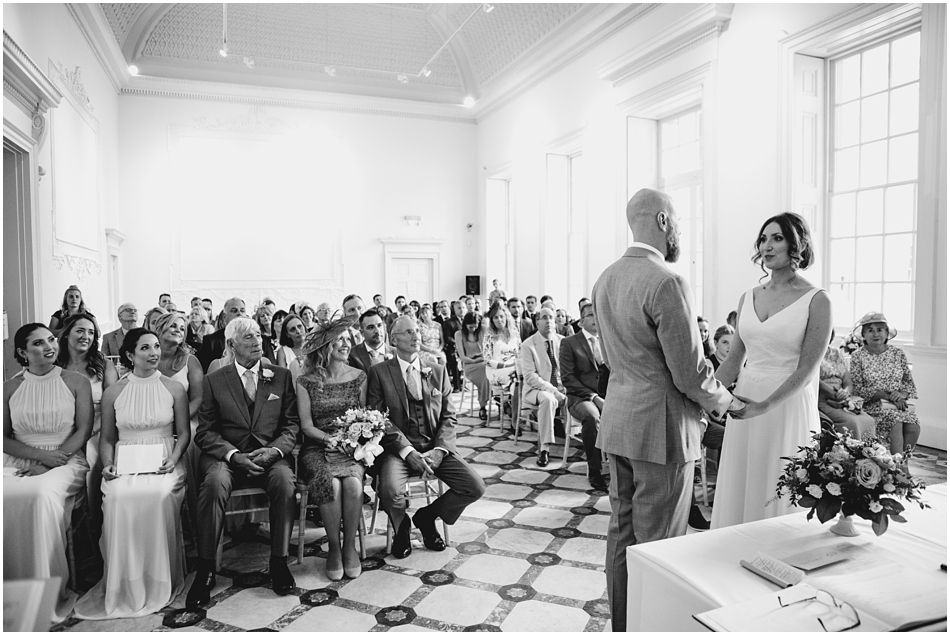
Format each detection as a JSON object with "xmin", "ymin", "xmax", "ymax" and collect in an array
[{"xmin": 729, "ymin": 395, "xmax": 769, "ymax": 419}]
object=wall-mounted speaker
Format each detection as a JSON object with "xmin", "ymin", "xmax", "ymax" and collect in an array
[{"xmin": 465, "ymin": 275, "xmax": 481, "ymax": 296}]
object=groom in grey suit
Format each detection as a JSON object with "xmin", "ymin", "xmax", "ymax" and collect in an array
[{"xmin": 592, "ymin": 189, "xmax": 743, "ymax": 631}]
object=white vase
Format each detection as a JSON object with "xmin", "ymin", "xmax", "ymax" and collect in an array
[{"xmin": 829, "ymin": 512, "xmax": 860, "ymax": 537}]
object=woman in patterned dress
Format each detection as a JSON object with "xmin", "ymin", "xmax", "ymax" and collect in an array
[
  {"xmin": 849, "ymin": 311, "xmax": 920, "ymax": 459},
  {"xmin": 296, "ymin": 315, "xmax": 367, "ymax": 581},
  {"xmin": 483, "ymin": 302, "xmax": 521, "ymax": 396},
  {"xmin": 817, "ymin": 330, "xmax": 876, "ymax": 439}
]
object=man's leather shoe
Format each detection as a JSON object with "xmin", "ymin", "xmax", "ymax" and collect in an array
[
  {"xmin": 270, "ymin": 558, "xmax": 296, "ymax": 595},
  {"xmin": 391, "ymin": 516, "xmax": 413, "ymax": 558},
  {"xmin": 412, "ymin": 507, "xmax": 446, "ymax": 552},
  {"xmin": 688, "ymin": 505, "xmax": 710, "ymax": 532},
  {"xmin": 589, "ymin": 474, "xmax": 608, "ymax": 491},
  {"xmin": 185, "ymin": 567, "xmax": 216, "ymax": 610},
  {"xmin": 536, "ymin": 450, "xmax": 550, "ymax": 467}
]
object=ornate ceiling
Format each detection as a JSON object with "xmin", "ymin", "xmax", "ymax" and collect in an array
[{"xmin": 97, "ymin": 3, "xmax": 602, "ymax": 106}]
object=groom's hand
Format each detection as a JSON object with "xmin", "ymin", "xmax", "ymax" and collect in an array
[
  {"xmin": 729, "ymin": 395, "xmax": 768, "ymax": 419},
  {"xmin": 232, "ymin": 452, "xmax": 266, "ymax": 475},
  {"xmin": 248, "ymin": 447, "xmax": 280, "ymax": 469},
  {"xmin": 406, "ymin": 450, "xmax": 434, "ymax": 477}
]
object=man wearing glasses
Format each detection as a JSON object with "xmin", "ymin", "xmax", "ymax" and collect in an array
[{"xmin": 101, "ymin": 303, "xmax": 138, "ymax": 356}]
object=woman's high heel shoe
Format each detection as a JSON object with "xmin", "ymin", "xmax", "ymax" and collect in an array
[
  {"xmin": 344, "ymin": 564, "xmax": 362, "ymax": 579},
  {"xmin": 326, "ymin": 566, "xmax": 344, "ymax": 581}
]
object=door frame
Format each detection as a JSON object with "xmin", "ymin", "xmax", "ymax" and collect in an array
[{"xmin": 380, "ymin": 239, "xmax": 443, "ymax": 305}]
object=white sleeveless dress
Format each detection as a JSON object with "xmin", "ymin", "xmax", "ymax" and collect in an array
[
  {"xmin": 3, "ymin": 366, "xmax": 88, "ymax": 622},
  {"xmin": 74, "ymin": 371, "xmax": 186, "ymax": 618},
  {"xmin": 711, "ymin": 287, "xmax": 822, "ymax": 529}
]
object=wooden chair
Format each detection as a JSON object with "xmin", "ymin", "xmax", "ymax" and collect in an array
[
  {"xmin": 369, "ymin": 474, "xmax": 450, "ymax": 553},
  {"xmin": 561, "ymin": 410, "xmax": 587, "ymax": 472},
  {"xmin": 460, "ymin": 376, "xmax": 477, "ymax": 416}
]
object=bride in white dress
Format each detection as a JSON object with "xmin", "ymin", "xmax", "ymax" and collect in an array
[
  {"xmin": 74, "ymin": 328, "xmax": 190, "ymax": 618},
  {"xmin": 711, "ymin": 213, "xmax": 832, "ymax": 529}
]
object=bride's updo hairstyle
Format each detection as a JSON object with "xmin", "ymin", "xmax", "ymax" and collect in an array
[{"xmin": 751, "ymin": 212, "xmax": 814, "ymax": 273}]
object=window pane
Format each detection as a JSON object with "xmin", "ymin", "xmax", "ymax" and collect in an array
[
  {"xmin": 889, "ymin": 83, "xmax": 919, "ymax": 136},
  {"xmin": 859, "ymin": 140, "xmax": 887, "ymax": 187},
  {"xmin": 680, "ymin": 141, "xmax": 701, "ymax": 173},
  {"xmin": 829, "ymin": 238, "xmax": 855, "ymax": 283},
  {"xmin": 882, "ymin": 283, "xmax": 912, "ymax": 332},
  {"xmin": 661, "ymin": 148, "xmax": 678, "ymax": 177},
  {"xmin": 835, "ymin": 102, "xmax": 860, "ymax": 148},
  {"xmin": 830, "ymin": 193, "xmax": 856, "ymax": 237},
  {"xmin": 854, "ymin": 283, "xmax": 883, "ymax": 317},
  {"xmin": 855, "ymin": 236, "xmax": 883, "ymax": 281},
  {"xmin": 836, "ymin": 54, "xmax": 860, "ymax": 104},
  {"xmin": 883, "ymin": 233, "xmax": 914, "ymax": 281},
  {"xmin": 661, "ymin": 120, "xmax": 678, "ymax": 150},
  {"xmin": 891, "ymin": 32, "xmax": 920, "ymax": 87},
  {"xmin": 855, "ymin": 189, "xmax": 884, "ymax": 236},
  {"xmin": 679, "ymin": 111, "xmax": 698, "ymax": 143},
  {"xmin": 860, "ymin": 93, "xmax": 888, "ymax": 142},
  {"xmin": 884, "ymin": 184, "xmax": 915, "ymax": 233},
  {"xmin": 861, "ymin": 43, "xmax": 889, "ymax": 96},
  {"xmin": 830, "ymin": 283, "xmax": 855, "ymax": 329},
  {"xmin": 835, "ymin": 147, "xmax": 859, "ymax": 191},
  {"xmin": 888, "ymin": 133, "xmax": 918, "ymax": 183}
]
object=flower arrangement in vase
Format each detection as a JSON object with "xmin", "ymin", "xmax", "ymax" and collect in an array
[{"xmin": 775, "ymin": 428, "xmax": 928, "ymax": 536}]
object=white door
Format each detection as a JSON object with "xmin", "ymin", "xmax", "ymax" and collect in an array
[{"xmin": 393, "ymin": 258, "xmax": 433, "ymax": 303}]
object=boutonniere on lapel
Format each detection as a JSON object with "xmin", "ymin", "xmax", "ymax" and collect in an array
[
  {"xmin": 420, "ymin": 367, "xmax": 433, "ymax": 382},
  {"xmin": 261, "ymin": 368, "xmax": 274, "ymax": 383},
  {"xmin": 384, "ymin": 353, "xmax": 394, "ymax": 361}
]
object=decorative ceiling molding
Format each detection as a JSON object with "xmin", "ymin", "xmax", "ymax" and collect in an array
[
  {"xmin": 597, "ymin": 3, "xmax": 734, "ymax": 87},
  {"xmin": 616, "ymin": 61, "xmax": 711, "ymax": 118},
  {"xmin": 3, "ymin": 30, "xmax": 63, "ymax": 112},
  {"xmin": 781, "ymin": 2, "xmax": 921, "ymax": 58},
  {"xmin": 50, "ymin": 62, "xmax": 95, "ymax": 114}
]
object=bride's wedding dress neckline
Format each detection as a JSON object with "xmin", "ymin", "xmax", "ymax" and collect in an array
[{"xmin": 751, "ymin": 287, "xmax": 816, "ymax": 324}]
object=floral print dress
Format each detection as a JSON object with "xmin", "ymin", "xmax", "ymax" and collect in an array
[{"xmin": 850, "ymin": 345, "xmax": 918, "ymax": 440}]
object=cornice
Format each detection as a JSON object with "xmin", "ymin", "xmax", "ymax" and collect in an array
[
  {"xmin": 3, "ymin": 30, "xmax": 63, "ymax": 111},
  {"xmin": 597, "ymin": 4, "xmax": 734, "ymax": 88},
  {"xmin": 65, "ymin": 3, "xmax": 125, "ymax": 93}
]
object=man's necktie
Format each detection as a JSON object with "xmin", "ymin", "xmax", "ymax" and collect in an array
[
  {"xmin": 591, "ymin": 336, "xmax": 604, "ymax": 366},
  {"xmin": 545, "ymin": 340, "xmax": 559, "ymax": 386},
  {"xmin": 368, "ymin": 348, "xmax": 379, "ymax": 366},
  {"xmin": 243, "ymin": 368, "xmax": 257, "ymax": 402},
  {"xmin": 406, "ymin": 365, "xmax": 422, "ymax": 400}
]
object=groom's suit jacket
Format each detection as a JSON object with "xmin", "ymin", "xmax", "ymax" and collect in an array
[
  {"xmin": 195, "ymin": 361, "xmax": 299, "ymax": 460},
  {"xmin": 367, "ymin": 357, "xmax": 458, "ymax": 457},
  {"xmin": 592, "ymin": 247, "xmax": 731, "ymax": 465}
]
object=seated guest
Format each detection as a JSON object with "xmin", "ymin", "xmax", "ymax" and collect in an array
[
  {"xmin": 56, "ymin": 314, "xmax": 118, "ymax": 527},
  {"xmin": 569, "ymin": 298, "xmax": 590, "ymax": 334},
  {"xmin": 186, "ymin": 306, "xmax": 214, "ymax": 351},
  {"xmin": 418, "ymin": 304, "xmax": 447, "ymax": 367},
  {"xmin": 850, "ymin": 312, "xmax": 920, "ymax": 459},
  {"xmin": 255, "ymin": 301, "xmax": 277, "ymax": 364},
  {"xmin": 441, "ymin": 301, "xmax": 464, "ymax": 392},
  {"xmin": 726, "ymin": 310, "xmax": 738, "ymax": 330},
  {"xmin": 202, "ymin": 298, "xmax": 214, "ymax": 324},
  {"xmin": 483, "ymin": 302, "xmax": 521, "ymax": 400},
  {"xmin": 49, "ymin": 285, "xmax": 93, "ymax": 336},
  {"xmin": 187, "ymin": 318, "xmax": 300, "ymax": 608},
  {"xmin": 158, "ymin": 293, "xmax": 173, "ymax": 311},
  {"xmin": 697, "ymin": 316, "xmax": 714, "ymax": 358},
  {"xmin": 554, "ymin": 309, "xmax": 573, "ymax": 338},
  {"xmin": 73, "ymin": 329, "xmax": 190, "ymax": 619},
  {"xmin": 276, "ymin": 313, "xmax": 306, "ymax": 369},
  {"xmin": 818, "ymin": 329, "xmax": 876, "ymax": 440},
  {"xmin": 520, "ymin": 308, "xmax": 566, "ymax": 467},
  {"xmin": 296, "ymin": 316, "xmax": 366, "ymax": 580},
  {"xmin": 706, "ymin": 325, "xmax": 735, "ymax": 371},
  {"xmin": 4, "ymin": 324, "xmax": 92, "ymax": 621},
  {"xmin": 389, "ymin": 296, "xmax": 408, "ymax": 329},
  {"xmin": 342, "ymin": 294, "xmax": 366, "ymax": 347},
  {"xmin": 196, "ymin": 298, "xmax": 246, "ymax": 372},
  {"xmin": 143, "ymin": 306, "xmax": 168, "ymax": 334},
  {"xmin": 488, "ymin": 279, "xmax": 507, "ymax": 306},
  {"xmin": 409, "ymin": 300, "xmax": 421, "ymax": 318},
  {"xmin": 165, "ymin": 302, "xmax": 179, "ymax": 313},
  {"xmin": 368, "ymin": 316, "xmax": 485, "ymax": 558},
  {"xmin": 270, "ymin": 310, "xmax": 288, "ymax": 350},
  {"xmin": 524, "ymin": 295, "xmax": 538, "ymax": 324},
  {"xmin": 456, "ymin": 311, "xmax": 491, "ymax": 419},
  {"xmin": 102, "ymin": 303, "xmax": 138, "ymax": 357},
  {"xmin": 399, "ymin": 304, "xmax": 414, "ymax": 317},
  {"xmin": 463, "ymin": 296, "xmax": 476, "ymax": 314},
  {"xmin": 190, "ymin": 296, "xmax": 203, "ymax": 310},
  {"xmin": 558, "ymin": 303, "xmax": 607, "ymax": 490},
  {"xmin": 315, "ymin": 302, "xmax": 332, "ymax": 324},
  {"xmin": 472, "ymin": 298, "xmax": 482, "ymax": 314},
  {"xmin": 348, "ymin": 309, "xmax": 393, "ymax": 372},
  {"xmin": 297, "ymin": 302, "xmax": 316, "ymax": 332},
  {"xmin": 372, "ymin": 294, "xmax": 392, "ymax": 315},
  {"xmin": 508, "ymin": 297, "xmax": 535, "ymax": 342}
]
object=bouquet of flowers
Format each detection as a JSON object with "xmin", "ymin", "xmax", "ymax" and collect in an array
[
  {"xmin": 774, "ymin": 429, "xmax": 928, "ymax": 536},
  {"xmin": 840, "ymin": 333, "xmax": 862, "ymax": 355},
  {"xmin": 842, "ymin": 395, "xmax": 864, "ymax": 415},
  {"xmin": 326, "ymin": 408, "xmax": 390, "ymax": 468}
]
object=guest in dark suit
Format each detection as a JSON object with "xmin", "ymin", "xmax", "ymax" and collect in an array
[
  {"xmin": 441, "ymin": 301, "xmax": 464, "ymax": 392},
  {"xmin": 186, "ymin": 317, "xmax": 299, "ymax": 608},
  {"xmin": 569, "ymin": 297, "xmax": 590, "ymax": 334},
  {"xmin": 196, "ymin": 298, "xmax": 247, "ymax": 372},
  {"xmin": 559, "ymin": 302, "xmax": 609, "ymax": 490},
  {"xmin": 348, "ymin": 309, "xmax": 394, "ymax": 372},
  {"xmin": 101, "ymin": 302, "xmax": 138, "ymax": 357},
  {"xmin": 507, "ymin": 297, "xmax": 535, "ymax": 342},
  {"xmin": 367, "ymin": 316, "xmax": 485, "ymax": 559}
]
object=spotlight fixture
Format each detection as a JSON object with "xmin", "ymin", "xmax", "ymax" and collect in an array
[
  {"xmin": 483, "ymin": 4, "xmax": 494, "ymax": 13},
  {"xmin": 421, "ymin": 67, "xmax": 432, "ymax": 77},
  {"xmin": 128, "ymin": 65, "xmax": 139, "ymax": 76},
  {"xmin": 243, "ymin": 56, "xmax": 255, "ymax": 69},
  {"xmin": 397, "ymin": 74, "xmax": 409, "ymax": 84},
  {"xmin": 463, "ymin": 96, "xmax": 476, "ymax": 108},
  {"xmin": 219, "ymin": 42, "xmax": 228, "ymax": 58},
  {"xmin": 219, "ymin": 3, "xmax": 228, "ymax": 57},
  {"xmin": 324, "ymin": 66, "xmax": 337, "ymax": 77}
]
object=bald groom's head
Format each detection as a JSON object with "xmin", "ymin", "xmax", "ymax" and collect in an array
[{"xmin": 626, "ymin": 188, "xmax": 680, "ymax": 263}]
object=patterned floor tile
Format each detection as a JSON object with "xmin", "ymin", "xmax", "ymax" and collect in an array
[
  {"xmin": 557, "ymin": 537, "xmax": 607, "ymax": 565},
  {"xmin": 593, "ymin": 497, "xmax": 611, "ymax": 513},
  {"xmin": 454, "ymin": 553, "xmax": 532, "ymax": 586},
  {"xmin": 471, "ymin": 463, "xmax": 502, "ymax": 479},
  {"xmin": 388, "ymin": 624, "xmax": 440, "ymax": 632},
  {"xmin": 478, "ymin": 451, "xmax": 521, "ymax": 465},
  {"xmin": 206, "ymin": 587, "xmax": 300, "ymax": 630},
  {"xmin": 63, "ymin": 614, "xmax": 164, "ymax": 631},
  {"xmin": 512, "ymin": 507, "xmax": 574, "ymax": 529},
  {"xmin": 533, "ymin": 488, "xmax": 592, "ymax": 508},
  {"xmin": 532, "ymin": 565, "xmax": 606, "ymax": 601},
  {"xmin": 486, "ymin": 528, "xmax": 554, "ymax": 553},
  {"xmin": 501, "ymin": 469, "xmax": 550, "ymax": 485},
  {"xmin": 282, "ymin": 605, "xmax": 378, "ymax": 632},
  {"xmin": 339, "ymin": 569, "xmax": 422, "ymax": 606},
  {"xmin": 449, "ymin": 519, "xmax": 490, "ymax": 544},
  {"xmin": 385, "ymin": 546, "xmax": 459, "ymax": 571},
  {"xmin": 413, "ymin": 585, "xmax": 501, "ymax": 626},
  {"xmin": 465, "ymin": 499, "xmax": 515, "ymax": 520},
  {"xmin": 578, "ymin": 514, "xmax": 609, "ymax": 536},
  {"xmin": 501, "ymin": 599, "xmax": 591, "ymax": 632},
  {"xmin": 485, "ymin": 483, "xmax": 534, "ymax": 500},
  {"xmin": 552, "ymin": 474, "xmax": 593, "ymax": 490},
  {"xmin": 459, "ymin": 435, "xmax": 495, "ymax": 447}
]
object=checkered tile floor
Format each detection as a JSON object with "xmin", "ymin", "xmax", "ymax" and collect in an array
[{"xmin": 54, "ymin": 392, "xmax": 946, "ymax": 632}]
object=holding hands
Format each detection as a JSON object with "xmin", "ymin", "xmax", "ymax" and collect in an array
[{"xmin": 727, "ymin": 394, "xmax": 770, "ymax": 420}]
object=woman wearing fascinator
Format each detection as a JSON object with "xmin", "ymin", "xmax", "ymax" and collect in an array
[{"xmin": 295, "ymin": 314, "xmax": 368, "ymax": 581}]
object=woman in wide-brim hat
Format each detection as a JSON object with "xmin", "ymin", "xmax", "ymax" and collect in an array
[
  {"xmin": 848, "ymin": 311, "xmax": 920, "ymax": 461},
  {"xmin": 295, "ymin": 313, "xmax": 367, "ymax": 581}
]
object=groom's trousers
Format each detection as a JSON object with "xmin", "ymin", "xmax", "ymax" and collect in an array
[{"xmin": 604, "ymin": 453, "xmax": 693, "ymax": 632}]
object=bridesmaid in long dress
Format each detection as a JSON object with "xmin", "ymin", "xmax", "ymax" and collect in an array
[
  {"xmin": 3, "ymin": 323, "xmax": 92, "ymax": 622},
  {"xmin": 296, "ymin": 315, "xmax": 367, "ymax": 581},
  {"xmin": 56, "ymin": 313, "xmax": 119, "ymax": 528},
  {"xmin": 711, "ymin": 213, "xmax": 832, "ymax": 529},
  {"xmin": 74, "ymin": 328, "xmax": 190, "ymax": 618}
]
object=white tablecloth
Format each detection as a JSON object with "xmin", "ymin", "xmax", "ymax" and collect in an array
[{"xmin": 626, "ymin": 483, "xmax": 947, "ymax": 631}]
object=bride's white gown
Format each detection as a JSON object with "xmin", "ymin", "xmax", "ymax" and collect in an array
[{"xmin": 711, "ymin": 287, "xmax": 822, "ymax": 529}]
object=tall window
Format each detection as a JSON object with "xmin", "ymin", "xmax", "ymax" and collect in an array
[
  {"xmin": 828, "ymin": 31, "xmax": 920, "ymax": 336},
  {"xmin": 486, "ymin": 177, "xmax": 514, "ymax": 293},
  {"xmin": 568, "ymin": 154, "xmax": 587, "ymax": 305},
  {"xmin": 658, "ymin": 107, "xmax": 704, "ymax": 312}
]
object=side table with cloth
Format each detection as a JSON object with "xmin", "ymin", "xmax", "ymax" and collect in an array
[{"xmin": 626, "ymin": 483, "xmax": 947, "ymax": 631}]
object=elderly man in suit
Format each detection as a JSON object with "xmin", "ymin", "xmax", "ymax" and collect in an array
[
  {"xmin": 348, "ymin": 308, "xmax": 394, "ymax": 372},
  {"xmin": 196, "ymin": 297, "xmax": 247, "ymax": 372},
  {"xmin": 519, "ymin": 307, "xmax": 566, "ymax": 468},
  {"xmin": 592, "ymin": 188, "xmax": 743, "ymax": 631},
  {"xmin": 559, "ymin": 302, "xmax": 609, "ymax": 490},
  {"xmin": 101, "ymin": 302, "xmax": 138, "ymax": 357},
  {"xmin": 368, "ymin": 316, "xmax": 485, "ymax": 559},
  {"xmin": 186, "ymin": 317, "xmax": 300, "ymax": 608}
]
